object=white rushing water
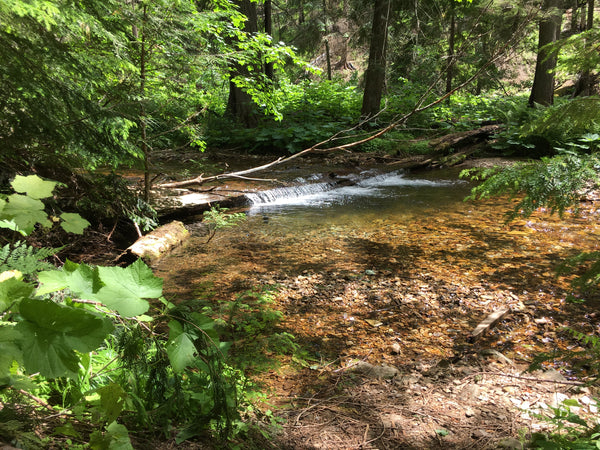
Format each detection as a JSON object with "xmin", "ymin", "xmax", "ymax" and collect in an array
[{"xmin": 245, "ymin": 171, "xmax": 464, "ymax": 212}]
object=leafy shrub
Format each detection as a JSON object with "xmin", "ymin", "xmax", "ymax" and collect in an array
[
  {"xmin": 489, "ymin": 97, "xmax": 600, "ymax": 156},
  {"xmin": 530, "ymin": 397, "xmax": 600, "ymax": 449},
  {"xmin": 0, "ymin": 176, "xmax": 243, "ymax": 447},
  {"xmin": 207, "ymin": 79, "xmax": 362, "ymax": 153}
]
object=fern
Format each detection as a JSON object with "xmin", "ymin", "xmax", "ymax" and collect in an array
[
  {"xmin": 462, "ymin": 152, "xmax": 600, "ymax": 220},
  {"xmin": 522, "ymin": 97, "xmax": 600, "ymax": 147},
  {"xmin": 0, "ymin": 241, "xmax": 61, "ymax": 275},
  {"xmin": 558, "ymin": 251, "xmax": 600, "ymax": 297}
]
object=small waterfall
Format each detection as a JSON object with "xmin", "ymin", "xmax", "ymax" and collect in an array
[
  {"xmin": 245, "ymin": 180, "xmax": 338, "ymax": 205},
  {"xmin": 244, "ymin": 170, "xmax": 465, "ymax": 211}
]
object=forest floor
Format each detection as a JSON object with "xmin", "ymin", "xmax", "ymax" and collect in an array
[
  {"xmin": 78, "ymin": 152, "xmax": 600, "ymax": 449},
  {"xmin": 145, "ymin": 153, "xmax": 600, "ymax": 449}
]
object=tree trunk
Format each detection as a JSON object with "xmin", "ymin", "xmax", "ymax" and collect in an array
[
  {"xmin": 264, "ymin": 0, "xmax": 274, "ymax": 80},
  {"xmin": 445, "ymin": 2, "xmax": 456, "ymax": 100},
  {"xmin": 139, "ymin": 5, "xmax": 150, "ymax": 202},
  {"xmin": 575, "ymin": 0, "xmax": 595, "ymax": 96},
  {"xmin": 529, "ymin": 0, "xmax": 563, "ymax": 107},
  {"xmin": 325, "ymin": 39, "xmax": 332, "ymax": 80},
  {"xmin": 226, "ymin": 0, "xmax": 259, "ymax": 127},
  {"xmin": 299, "ymin": 0, "xmax": 305, "ymax": 24},
  {"xmin": 570, "ymin": 0, "xmax": 579, "ymax": 33},
  {"xmin": 361, "ymin": 0, "xmax": 390, "ymax": 118}
]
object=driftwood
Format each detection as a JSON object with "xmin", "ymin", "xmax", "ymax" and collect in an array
[
  {"xmin": 470, "ymin": 308, "xmax": 510, "ymax": 341},
  {"xmin": 158, "ymin": 193, "xmax": 249, "ymax": 223},
  {"xmin": 117, "ymin": 220, "xmax": 189, "ymax": 264}
]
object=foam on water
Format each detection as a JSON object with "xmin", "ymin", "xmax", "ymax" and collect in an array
[{"xmin": 245, "ymin": 171, "xmax": 464, "ymax": 213}]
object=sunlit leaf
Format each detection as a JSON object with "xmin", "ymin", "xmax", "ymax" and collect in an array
[
  {"xmin": 11, "ymin": 175, "xmax": 56, "ymax": 199},
  {"xmin": 1, "ymin": 194, "xmax": 51, "ymax": 234},
  {"xmin": 166, "ymin": 320, "xmax": 197, "ymax": 372},
  {"xmin": 60, "ymin": 212, "xmax": 91, "ymax": 234},
  {"xmin": 95, "ymin": 259, "xmax": 162, "ymax": 317},
  {"xmin": 37, "ymin": 260, "xmax": 101, "ymax": 297}
]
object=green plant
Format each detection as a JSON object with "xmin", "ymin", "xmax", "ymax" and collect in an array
[
  {"xmin": 0, "ymin": 175, "xmax": 90, "ymax": 236},
  {"xmin": 0, "ymin": 176, "xmax": 242, "ymax": 447},
  {"xmin": 196, "ymin": 286, "xmax": 297, "ymax": 373},
  {"xmin": 0, "ymin": 241, "xmax": 59, "ymax": 276},
  {"xmin": 461, "ymin": 152, "xmax": 600, "ymax": 220},
  {"xmin": 530, "ymin": 398, "xmax": 600, "ymax": 449},
  {"xmin": 203, "ymin": 206, "xmax": 247, "ymax": 243}
]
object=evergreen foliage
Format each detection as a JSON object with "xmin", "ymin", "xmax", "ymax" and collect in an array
[
  {"xmin": 463, "ymin": 152, "xmax": 600, "ymax": 220},
  {"xmin": 0, "ymin": 242, "xmax": 59, "ymax": 276}
]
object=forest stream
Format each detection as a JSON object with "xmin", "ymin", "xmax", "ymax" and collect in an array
[{"xmin": 152, "ymin": 165, "xmax": 600, "ymax": 449}]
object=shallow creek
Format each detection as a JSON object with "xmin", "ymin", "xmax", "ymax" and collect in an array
[{"xmin": 153, "ymin": 167, "xmax": 600, "ymax": 370}]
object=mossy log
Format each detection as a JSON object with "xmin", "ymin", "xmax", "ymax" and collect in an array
[
  {"xmin": 428, "ymin": 124, "xmax": 502, "ymax": 152},
  {"xmin": 118, "ymin": 220, "xmax": 189, "ymax": 264}
]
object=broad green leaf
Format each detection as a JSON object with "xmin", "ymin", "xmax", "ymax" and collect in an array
[
  {"xmin": 0, "ymin": 275, "xmax": 34, "ymax": 312},
  {"xmin": 37, "ymin": 260, "xmax": 101, "ymax": 297},
  {"xmin": 0, "ymin": 326, "xmax": 24, "ymax": 383},
  {"xmin": 0, "ymin": 270, "xmax": 22, "ymax": 282},
  {"xmin": 89, "ymin": 430, "xmax": 112, "ymax": 450},
  {"xmin": 16, "ymin": 298, "xmax": 114, "ymax": 378},
  {"xmin": 97, "ymin": 383, "xmax": 128, "ymax": 424},
  {"xmin": 105, "ymin": 421, "xmax": 133, "ymax": 450},
  {"xmin": 60, "ymin": 212, "xmax": 91, "ymax": 234},
  {"xmin": 11, "ymin": 175, "xmax": 56, "ymax": 199},
  {"xmin": 166, "ymin": 320, "xmax": 197, "ymax": 372},
  {"xmin": 95, "ymin": 259, "xmax": 162, "ymax": 317},
  {"xmin": 1, "ymin": 194, "xmax": 51, "ymax": 234}
]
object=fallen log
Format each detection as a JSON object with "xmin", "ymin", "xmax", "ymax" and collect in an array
[
  {"xmin": 428, "ymin": 124, "xmax": 502, "ymax": 152},
  {"xmin": 117, "ymin": 220, "xmax": 189, "ymax": 264}
]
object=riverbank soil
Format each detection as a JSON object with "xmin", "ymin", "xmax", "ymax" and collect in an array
[{"xmin": 151, "ymin": 159, "xmax": 600, "ymax": 449}]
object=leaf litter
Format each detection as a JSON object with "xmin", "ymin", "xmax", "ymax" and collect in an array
[{"xmin": 155, "ymin": 188, "xmax": 600, "ymax": 449}]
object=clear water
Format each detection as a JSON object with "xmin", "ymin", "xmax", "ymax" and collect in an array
[{"xmin": 244, "ymin": 168, "xmax": 472, "ymax": 227}]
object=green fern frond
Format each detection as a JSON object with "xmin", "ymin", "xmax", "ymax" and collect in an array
[
  {"xmin": 523, "ymin": 97, "xmax": 600, "ymax": 144},
  {"xmin": 0, "ymin": 241, "xmax": 61, "ymax": 275}
]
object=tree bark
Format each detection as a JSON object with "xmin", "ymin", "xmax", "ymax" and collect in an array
[
  {"xmin": 574, "ymin": 0, "xmax": 595, "ymax": 96},
  {"xmin": 446, "ymin": 2, "xmax": 456, "ymax": 100},
  {"xmin": 361, "ymin": 0, "xmax": 390, "ymax": 118},
  {"xmin": 529, "ymin": 0, "xmax": 563, "ymax": 107},
  {"xmin": 226, "ymin": 0, "xmax": 259, "ymax": 127},
  {"xmin": 570, "ymin": 0, "xmax": 579, "ymax": 33},
  {"xmin": 264, "ymin": 0, "xmax": 274, "ymax": 80}
]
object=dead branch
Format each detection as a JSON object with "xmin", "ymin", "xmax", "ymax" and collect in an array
[{"xmin": 468, "ymin": 371, "xmax": 590, "ymax": 387}]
